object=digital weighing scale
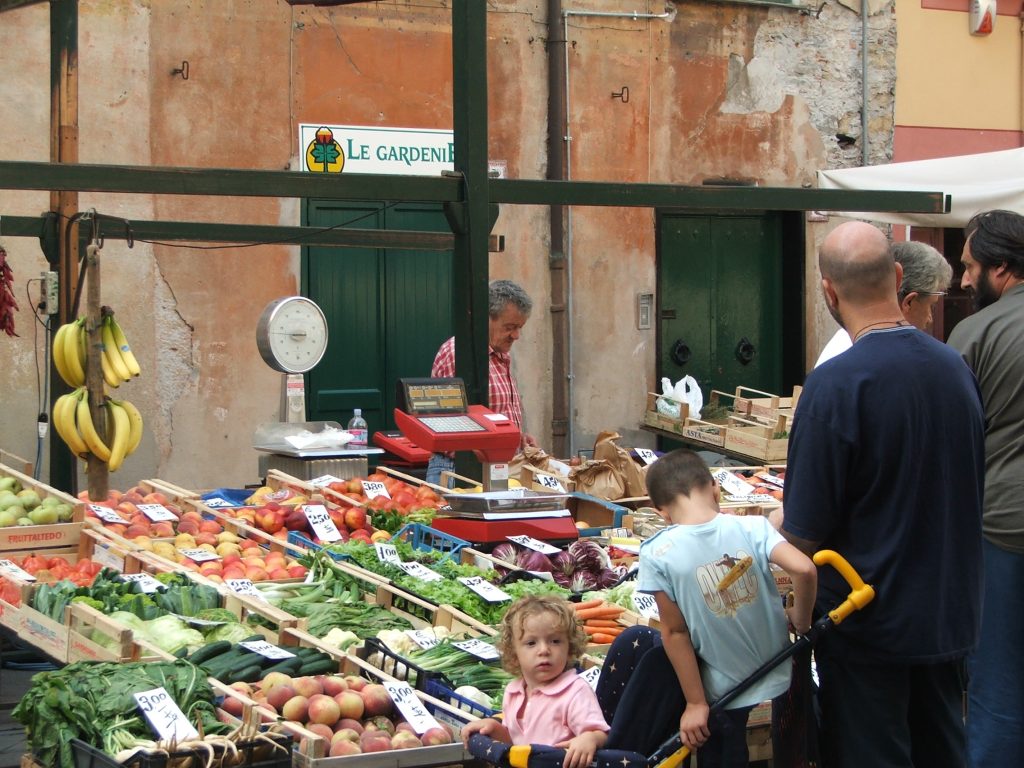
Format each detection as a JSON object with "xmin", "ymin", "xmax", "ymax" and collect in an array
[{"xmin": 392, "ymin": 377, "xmax": 579, "ymax": 545}]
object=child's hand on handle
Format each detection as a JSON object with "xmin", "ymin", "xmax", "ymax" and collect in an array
[
  {"xmin": 679, "ymin": 702, "xmax": 711, "ymax": 750},
  {"xmin": 555, "ymin": 730, "xmax": 607, "ymax": 768},
  {"xmin": 461, "ymin": 718, "xmax": 511, "ymax": 748}
]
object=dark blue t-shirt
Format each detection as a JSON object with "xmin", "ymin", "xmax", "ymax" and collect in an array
[{"xmin": 783, "ymin": 327, "xmax": 985, "ymax": 663}]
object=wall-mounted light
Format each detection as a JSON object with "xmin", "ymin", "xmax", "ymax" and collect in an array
[{"xmin": 969, "ymin": 0, "xmax": 995, "ymax": 35}]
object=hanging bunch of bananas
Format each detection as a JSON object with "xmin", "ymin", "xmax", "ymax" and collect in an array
[
  {"xmin": 51, "ymin": 388, "xmax": 143, "ymax": 471},
  {"xmin": 52, "ymin": 313, "xmax": 141, "ymax": 388}
]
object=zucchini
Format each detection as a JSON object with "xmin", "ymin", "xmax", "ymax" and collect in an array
[
  {"xmin": 189, "ymin": 640, "xmax": 233, "ymax": 666},
  {"xmin": 261, "ymin": 656, "xmax": 304, "ymax": 677},
  {"xmin": 297, "ymin": 658, "xmax": 338, "ymax": 676},
  {"xmin": 231, "ymin": 664, "xmax": 265, "ymax": 684}
]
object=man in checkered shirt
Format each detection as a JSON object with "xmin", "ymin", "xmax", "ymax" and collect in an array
[{"xmin": 425, "ymin": 279, "xmax": 537, "ymax": 484}]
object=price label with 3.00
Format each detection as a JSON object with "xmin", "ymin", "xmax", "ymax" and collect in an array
[
  {"xmin": 134, "ymin": 686, "xmax": 199, "ymax": 742},
  {"xmin": 303, "ymin": 504, "xmax": 342, "ymax": 542},
  {"xmin": 384, "ymin": 682, "xmax": 440, "ymax": 734}
]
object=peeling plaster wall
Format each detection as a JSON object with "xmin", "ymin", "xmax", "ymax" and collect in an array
[{"xmin": 0, "ymin": 0, "xmax": 899, "ymax": 488}]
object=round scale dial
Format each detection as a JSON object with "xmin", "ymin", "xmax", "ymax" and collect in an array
[{"xmin": 256, "ymin": 296, "xmax": 329, "ymax": 374}]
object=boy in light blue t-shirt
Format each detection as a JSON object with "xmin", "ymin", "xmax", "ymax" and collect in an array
[{"xmin": 637, "ymin": 449, "xmax": 817, "ymax": 768}]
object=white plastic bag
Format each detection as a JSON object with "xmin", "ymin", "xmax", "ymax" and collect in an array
[{"xmin": 656, "ymin": 375, "xmax": 703, "ymax": 420}]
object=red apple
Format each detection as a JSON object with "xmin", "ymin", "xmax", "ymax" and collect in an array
[{"xmin": 344, "ymin": 507, "xmax": 367, "ymax": 530}]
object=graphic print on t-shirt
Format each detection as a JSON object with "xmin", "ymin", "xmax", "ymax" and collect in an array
[{"xmin": 696, "ymin": 551, "xmax": 757, "ymax": 616}]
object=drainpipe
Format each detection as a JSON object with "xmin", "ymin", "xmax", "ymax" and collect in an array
[
  {"xmin": 862, "ymin": 0, "xmax": 869, "ymax": 164},
  {"xmin": 548, "ymin": 0, "xmax": 569, "ymax": 458},
  {"xmin": 560, "ymin": 5, "xmax": 676, "ymax": 456}
]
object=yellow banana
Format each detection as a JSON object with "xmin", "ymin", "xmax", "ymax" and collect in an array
[
  {"xmin": 75, "ymin": 390, "xmax": 111, "ymax": 462},
  {"xmin": 53, "ymin": 390, "xmax": 89, "ymax": 458},
  {"xmin": 116, "ymin": 397, "xmax": 144, "ymax": 455},
  {"xmin": 61, "ymin": 319, "xmax": 86, "ymax": 387},
  {"xmin": 52, "ymin": 322, "xmax": 75, "ymax": 387},
  {"xmin": 105, "ymin": 399, "xmax": 130, "ymax": 472},
  {"xmin": 98, "ymin": 333, "xmax": 121, "ymax": 389},
  {"xmin": 108, "ymin": 315, "xmax": 141, "ymax": 377},
  {"xmin": 101, "ymin": 316, "xmax": 132, "ymax": 383}
]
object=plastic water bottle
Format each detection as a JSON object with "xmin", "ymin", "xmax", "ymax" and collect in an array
[{"xmin": 346, "ymin": 408, "xmax": 368, "ymax": 448}]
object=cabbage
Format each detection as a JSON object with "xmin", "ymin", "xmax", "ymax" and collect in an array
[
  {"xmin": 204, "ymin": 622, "xmax": 257, "ymax": 644},
  {"xmin": 145, "ymin": 615, "xmax": 205, "ymax": 654},
  {"xmin": 567, "ymin": 540, "xmax": 610, "ymax": 573}
]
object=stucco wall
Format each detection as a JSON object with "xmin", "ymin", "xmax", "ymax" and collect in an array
[{"xmin": 1, "ymin": 0, "xmax": 903, "ymax": 490}]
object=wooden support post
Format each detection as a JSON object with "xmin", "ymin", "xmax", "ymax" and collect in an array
[{"xmin": 84, "ymin": 243, "xmax": 108, "ymax": 500}]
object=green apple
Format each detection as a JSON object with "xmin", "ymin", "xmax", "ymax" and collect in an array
[
  {"xmin": 0, "ymin": 477, "xmax": 19, "ymax": 493},
  {"xmin": 0, "ymin": 496, "xmax": 25, "ymax": 513},
  {"xmin": 40, "ymin": 496, "xmax": 62, "ymax": 508},
  {"xmin": 55, "ymin": 503, "xmax": 75, "ymax": 522},
  {"xmin": 0, "ymin": 510, "xmax": 18, "ymax": 527},
  {"xmin": 28, "ymin": 506, "xmax": 59, "ymax": 525},
  {"xmin": 16, "ymin": 517, "xmax": 33, "ymax": 526},
  {"xmin": 16, "ymin": 490, "xmax": 41, "ymax": 510}
]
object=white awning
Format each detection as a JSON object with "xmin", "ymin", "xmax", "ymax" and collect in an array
[{"xmin": 817, "ymin": 148, "xmax": 1024, "ymax": 228}]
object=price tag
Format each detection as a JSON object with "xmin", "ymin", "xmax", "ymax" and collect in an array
[
  {"xmin": 755, "ymin": 471, "xmax": 785, "ymax": 489},
  {"xmin": 635, "ymin": 448, "xmax": 659, "ymax": 466},
  {"xmin": 138, "ymin": 503, "xmax": 178, "ymax": 522},
  {"xmin": 92, "ymin": 542, "xmax": 125, "ymax": 571},
  {"xmin": 134, "ymin": 686, "xmax": 199, "ymax": 742},
  {"xmin": 506, "ymin": 534, "xmax": 561, "ymax": 555},
  {"xmin": 580, "ymin": 665, "xmax": 602, "ymax": 690},
  {"xmin": 374, "ymin": 542, "xmax": 401, "ymax": 564},
  {"xmin": 398, "ymin": 561, "xmax": 443, "ymax": 582},
  {"xmin": 361, "ymin": 481, "xmax": 391, "ymax": 500},
  {"xmin": 384, "ymin": 681, "xmax": 441, "ymax": 734},
  {"xmin": 607, "ymin": 527, "xmax": 631, "ymax": 539},
  {"xmin": 177, "ymin": 548, "xmax": 221, "ymax": 562},
  {"xmin": 303, "ymin": 504, "xmax": 342, "ymax": 542},
  {"xmin": 632, "ymin": 592, "xmax": 660, "ymax": 620},
  {"xmin": 203, "ymin": 497, "xmax": 235, "ymax": 508},
  {"xmin": 453, "ymin": 638, "xmax": 500, "ymax": 661},
  {"xmin": 536, "ymin": 474, "xmax": 566, "ymax": 492},
  {"xmin": 0, "ymin": 559, "xmax": 35, "ymax": 582},
  {"xmin": 226, "ymin": 579, "xmax": 265, "ymax": 600},
  {"xmin": 239, "ymin": 640, "xmax": 296, "ymax": 660},
  {"xmin": 711, "ymin": 469, "xmax": 756, "ymax": 497},
  {"xmin": 309, "ymin": 474, "xmax": 343, "ymax": 488},
  {"xmin": 527, "ymin": 570, "xmax": 554, "ymax": 581},
  {"xmin": 89, "ymin": 504, "xmax": 128, "ymax": 524},
  {"xmin": 547, "ymin": 459, "xmax": 572, "ymax": 476},
  {"xmin": 405, "ymin": 629, "xmax": 441, "ymax": 650},
  {"xmin": 177, "ymin": 613, "xmax": 225, "ymax": 627},
  {"xmin": 120, "ymin": 572, "xmax": 163, "ymax": 593},
  {"xmin": 724, "ymin": 494, "xmax": 779, "ymax": 505},
  {"xmin": 458, "ymin": 576, "xmax": 511, "ymax": 602}
]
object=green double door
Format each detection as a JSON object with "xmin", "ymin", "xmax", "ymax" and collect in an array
[
  {"xmin": 657, "ymin": 213, "xmax": 795, "ymax": 401},
  {"xmin": 303, "ymin": 201, "xmax": 453, "ymax": 436}
]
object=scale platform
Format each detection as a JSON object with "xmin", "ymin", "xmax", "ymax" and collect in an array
[
  {"xmin": 433, "ymin": 489, "xmax": 580, "ymax": 545},
  {"xmin": 253, "ymin": 421, "xmax": 383, "ymax": 481}
]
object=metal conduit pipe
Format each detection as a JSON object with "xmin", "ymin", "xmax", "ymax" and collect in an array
[
  {"xmin": 561, "ymin": 4, "xmax": 676, "ymax": 456},
  {"xmin": 862, "ymin": 0, "xmax": 869, "ymax": 165}
]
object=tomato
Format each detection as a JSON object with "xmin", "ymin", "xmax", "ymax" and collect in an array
[
  {"xmin": 47, "ymin": 556, "xmax": 71, "ymax": 570},
  {"xmin": 21, "ymin": 555, "xmax": 47, "ymax": 573}
]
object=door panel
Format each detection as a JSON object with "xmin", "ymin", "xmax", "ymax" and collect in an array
[{"xmin": 304, "ymin": 202, "xmax": 451, "ymax": 436}]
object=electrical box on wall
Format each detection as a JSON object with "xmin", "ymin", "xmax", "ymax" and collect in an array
[
  {"xmin": 969, "ymin": 0, "xmax": 995, "ymax": 35},
  {"xmin": 637, "ymin": 292, "xmax": 654, "ymax": 330}
]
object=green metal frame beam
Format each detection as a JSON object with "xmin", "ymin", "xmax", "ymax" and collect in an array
[
  {"xmin": 0, "ymin": 0, "xmax": 47, "ymax": 11},
  {"xmin": 0, "ymin": 160, "xmax": 949, "ymax": 214}
]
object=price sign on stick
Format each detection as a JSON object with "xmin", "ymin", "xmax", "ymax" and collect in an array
[
  {"xmin": 374, "ymin": 543, "xmax": 401, "ymax": 565},
  {"xmin": 384, "ymin": 682, "xmax": 441, "ymax": 734},
  {"xmin": 226, "ymin": 579, "xmax": 265, "ymax": 600},
  {"xmin": 398, "ymin": 561, "xmax": 442, "ymax": 582},
  {"xmin": 303, "ymin": 504, "xmax": 342, "ymax": 542},
  {"xmin": 88, "ymin": 504, "xmax": 128, "ymax": 524},
  {"xmin": 580, "ymin": 666, "xmax": 602, "ymax": 690},
  {"xmin": 506, "ymin": 534, "xmax": 561, "ymax": 555},
  {"xmin": 137, "ymin": 503, "xmax": 177, "ymax": 522},
  {"xmin": 203, "ymin": 497, "xmax": 234, "ymax": 508},
  {"xmin": 362, "ymin": 481, "xmax": 391, "ymax": 500},
  {"xmin": 632, "ymin": 592, "xmax": 660, "ymax": 620},
  {"xmin": 240, "ymin": 640, "xmax": 296, "ymax": 660},
  {"xmin": 536, "ymin": 474, "xmax": 566, "ymax": 493},
  {"xmin": 178, "ymin": 548, "xmax": 221, "ymax": 562},
  {"xmin": 711, "ymin": 469, "xmax": 756, "ymax": 497},
  {"xmin": 120, "ymin": 572, "xmax": 163, "ymax": 594},
  {"xmin": 405, "ymin": 629, "xmax": 441, "ymax": 650},
  {"xmin": 635, "ymin": 448, "xmax": 658, "ymax": 466},
  {"xmin": 309, "ymin": 474, "xmax": 343, "ymax": 488},
  {"xmin": 0, "ymin": 559, "xmax": 35, "ymax": 582},
  {"xmin": 459, "ymin": 576, "xmax": 511, "ymax": 602},
  {"xmin": 135, "ymin": 687, "xmax": 199, "ymax": 742},
  {"xmin": 453, "ymin": 638, "xmax": 500, "ymax": 661}
]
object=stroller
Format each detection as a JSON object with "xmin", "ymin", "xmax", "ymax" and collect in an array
[{"xmin": 467, "ymin": 550, "xmax": 875, "ymax": 768}]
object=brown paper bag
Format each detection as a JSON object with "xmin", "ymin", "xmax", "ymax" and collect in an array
[
  {"xmin": 570, "ymin": 459, "xmax": 625, "ymax": 500},
  {"xmin": 593, "ymin": 431, "xmax": 647, "ymax": 498},
  {"xmin": 509, "ymin": 445, "xmax": 552, "ymax": 479}
]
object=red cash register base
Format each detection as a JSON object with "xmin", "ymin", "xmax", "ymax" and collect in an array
[{"xmin": 393, "ymin": 405, "xmax": 579, "ymax": 545}]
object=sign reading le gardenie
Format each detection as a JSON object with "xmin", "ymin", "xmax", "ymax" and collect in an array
[{"xmin": 298, "ymin": 124, "xmax": 506, "ymax": 178}]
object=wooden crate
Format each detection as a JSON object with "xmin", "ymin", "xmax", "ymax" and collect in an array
[
  {"xmin": 722, "ymin": 415, "xmax": 790, "ymax": 463},
  {"xmin": 0, "ymin": 463, "xmax": 84, "ymax": 554},
  {"xmin": 733, "ymin": 385, "xmax": 802, "ymax": 424}
]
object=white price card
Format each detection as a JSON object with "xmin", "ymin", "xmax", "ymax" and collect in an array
[
  {"xmin": 506, "ymin": 534, "xmax": 561, "ymax": 555},
  {"xmin": 724, "ymin": 494, "xmax": 779, "ymax": 505},
  {"xmin": 711, "ymin": 469, "xmax": 756, "ymax": 497},
  {"xmin": 374, "ymin": 542, "xmax": 401, "ymax": 565},
  {"xmin": 137, "ymin": 503, "xmax": 178, "ymax": 522},
  {"xmin": 635, "ymin": 448, "xmax": 659, "ymax": 466},
  {"xmin": 536, "ymin": 474, "xmax": 566, "ymax": 492},
  {"xmin": 309, "ymin": 474, "xmax": 343, "ymax": 488},
  {"xmin": 203, "ymin": 497, "xmax": 235, "ymax": 508},
  {"xmin": 303, "ymin": 504, "xmax": 342, "ymax": 542},
  {"xmin": 92, "ymin": 542, "xmax": 125, "ymax": 572},
  {"xmin": 88, "ymin": 504, "xmax": 128, "ymax": 524},
  {"xmin": 120, "ymin": 572, "xmax": 163, "ymax": 593},
  {"xmin": 384, "ymin": 681, "xmax": 441, "ymax": 735},
  {"xmin": 134, "ymin": 686, "xmax": 199, "ymax": 742},
  {"xmin": 547, "ymin": 459, "xmax": 572, "ymax": 476},
  {"xmin": 453, "ymin": 638, "xmax": 501, "ymax": 661},
  {"xmin": 226, "ymin": 579, "xmax": 265, "ymax": 600},
  {"xmin": 177, "ymin": 548, "xmax": 221, "ymax": 562},
  {"xmin": 0, "ymin": 559, "xmax": 35, "ymax": 582},
  {"xmin": 580, "ymin": 665, "xmax": 602, "ymax": 690},
  {"xmin": 240, "ymin": 640, "xmax": 296, "ymax": 660},
  {"xmin": 458, "ymin": 576, "xmax": 511, "ymax": 603},
  {"xmin": 361, "ymin": 481, "xmax": 391, "ymax": 500},
  {"xmin": 398, "ymin": 561, "xmax": 443, "ymax": 582},
  {"xmin": 405, "ymin": 629, "xmax": 441, "ymax": 650},
  {"xmin": 755, "ymin": 471, "xmax": 785, "ymax": 489},
  {"xmin": 632, "ymin": 592, "xmax": 660, "ymax": 620}
]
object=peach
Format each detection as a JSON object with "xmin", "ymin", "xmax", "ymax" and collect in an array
[
  {"xmin": 142, "ymin": 492, "xmax": 169, "ymax": 505},
  {"xmin": 364, "ymin": 716, "xmax": 394, "ymax": 736},
  {"xmin": 180, "ymin": 509, "xmax": 203, "ymax": 523},
  {"xmin": 292, "ymin": 676, "xmax": 324, "ymax": 699},
  {"xmin": 194, "ymin": 532, "xmax": 219, "ymax": 547},
  {"xmin": 222, "ymin": 566, "xmax": 247, "ymax": 580},
  {"xmin": 334, "ymin": 691, "xmax": 364, "ymax": 721},
  {"xmin": 239, "ymin": 538, "xmax": 260, "ymax": 550},
  {"xmin": 391, "ymin": 731, "xmax": 422, "ymax": 750},
  {"xmin": 269, "ymin": 567, "xmax": 291, "ymax": 580},
  {"xmin": 152, "ymin": 522, "xmax": 175, "ymax": 537},
  {"xmin": 124, "ymin": 524, "xmax": 150, "ymax": 539},
  {"xmin": 421, "ymin": 726, "xmax": 453, "ymax": 746},
  {"xmin": 359, "ymin": 684, "xmax": 393, "ymax": 717},
  {"xmin": 337, "ymin": 718, "xmax": 364, "ymax": 735},
  {"xmin": 281, "ymin": 694, "xmax": 309, "ymax": 722},
  {"xmin": 265, "ymin": 684, "xmax": 297, "ymax": 712},
  {"xmin": 229, "ymin": 682, "xmax": 254, "ymax": 698},
  {"xmin": 260, "ymin": 672, "xmax": 294, "ymax": 694},
  {"xmin": 329, "ymin": 738, "xmax": 362, "ymax": 756},
  {"xmin": 199, "ymin": 519, "xmax": 223, "ymax": 534},
  {"xmin": 360, "ymin": 731, "xmax": 392, "ymax": 753},
  {"xmin": 305, "ymin": 723, "xmax": 335, "ymax": 742},
  {"xmin": 343, "ymin": 676, "xmax": 367, "ymax": 692},
  {"xmin": 220, "ymin": 695, "xmax": 245, "ymax": 717},
  {"xmin": 177, "ymin": 519, "xmax": 200, "ymax": 535},
  {"xmin": 287, "ymin": 564, "xmax": 308, "ymax": 578},
  {"xmin": 321, "ymin": 676, "xmax": 347, "ymax": 697},
  {"xmin": 245, "ymin": 567, "xmax": 270, "ymax": 582},
  {"xmin": 395, "ymin": 722, "xmax": 416, "ymax": 734},
  {"xmin": 307, "ymin": 694, "xmax": 341, "ymax": 727}
]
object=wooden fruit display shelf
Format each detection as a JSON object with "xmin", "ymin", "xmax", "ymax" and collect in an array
[{"xmin": 0, "ymin": 462, "xmax": 85, "ymax": 555}]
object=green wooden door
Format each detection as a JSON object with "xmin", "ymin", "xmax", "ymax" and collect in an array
[
  {"xmin": 657, "ymin": 213, "xmax": 785, "ymax": 400},
  {"xmin": 303, "ymin": 201, "xmax": 452, "ymax": 435}
]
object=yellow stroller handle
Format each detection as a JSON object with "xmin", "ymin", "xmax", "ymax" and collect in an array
[{"xmin": 812, "ymin": 549, "xmax": 875, "ymax": 624}]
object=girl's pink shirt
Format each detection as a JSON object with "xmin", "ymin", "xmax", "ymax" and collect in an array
[{"xmin": 501, "ymin": 669, "xmax": 610, "ymax": 746}]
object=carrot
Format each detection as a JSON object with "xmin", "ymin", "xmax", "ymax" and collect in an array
[
  {"xmin": 573, "ymin": 599, "xmax": 604, "ymax": 612},
  {"xmin": 590, "ymin": 633, "xmax": 617, "ymax": 645},
  {"xmin": 585, "ymin": 626, "xmax": 624, "ymax": 638},
  {"xmin": 581, "ymin": 619, "xmax": 621, "ymax": 628},
  {"xmin": 575, "ymin": 606, "xmax": 625, "ymax": 620}
]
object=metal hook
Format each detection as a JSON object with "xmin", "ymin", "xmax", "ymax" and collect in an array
[
  {"xmin": 611, "ymin": 86, "xmax": 629, "ymax": 103},
  {"xmin": 171, "ymin": 60, "xmax": 189, "ymax": 80},
  {"xmin": 83, "ymin": 208, "xmax": 103, "ymax": 249}
]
